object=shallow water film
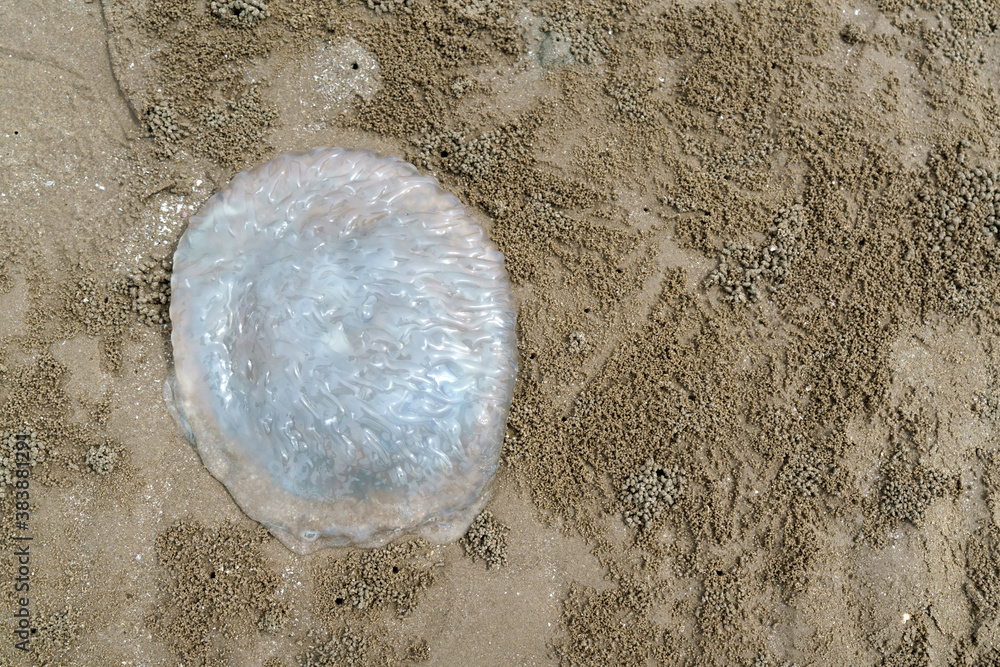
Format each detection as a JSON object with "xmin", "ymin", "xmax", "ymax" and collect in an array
[{"xmin": 167, "ymin": 147, "xmax": 518, "ymax": 553}]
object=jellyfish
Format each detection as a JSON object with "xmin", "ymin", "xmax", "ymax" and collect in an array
[{"xmin": 166, "ymin": 147, "xmax": 518, "ymax": 554}]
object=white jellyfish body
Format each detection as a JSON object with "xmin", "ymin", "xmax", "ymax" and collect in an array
[{"xmin": 167, "ymin": 147, "xmax": 517, "ymax": 554}]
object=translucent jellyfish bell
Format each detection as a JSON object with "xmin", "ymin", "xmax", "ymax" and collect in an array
[{"xmin": 166, "ymin": 148, "xmax": 518, "ymax": 554}]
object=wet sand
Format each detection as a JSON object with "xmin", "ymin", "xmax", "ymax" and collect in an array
[{"xmin": 3, "ymin": 0, "xmax": 1000, "ymax": 664}]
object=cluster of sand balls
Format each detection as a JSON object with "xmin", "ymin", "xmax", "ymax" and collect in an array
[
  {"xmin": 945, "ymin": 167, "xmax": 999, "ymax": 242},
  {"xmin": 915, "ymin": 145, "xmax": 1000, "ymax": 311},
  {"xmin": 708, "ymin": 205, "xmax": 805, "ymax": 303},
  {"xmin": 542, "ymin": 10, "xmax": 604, "ymax": 65},
  {"xmin": 840, "ymin": 23, "xmax": 866, "ymax": 44},
  {"xmin": 366, "ymin": 0, "xmax": 413, "ymax": 14},
  {"xmin": 777, "ymin": 452, "xmax": 825, "ymax": 498},
  {"xmin": 920, "ymin": 158, "xmax": 1000, "ymax": 258},
  {"xmin": 128, "ymin": 256, "xmax": 172, "ymax": 327},
  {"xmin": 146, "ymin": 102, "xmax": 189, "ymax": 158},
  {"xmin": 620, "ymin": 460, "xmax": 687, "ymax": 529},
  {"xmin": 567, "ymin": 331, "xmax": 589, "ymax": 354},
  {"xmin": 922, "ymin": 1, "xmax": 996, "ymax": 68},
  {"xmin": 319, "ymin": 541, "xmax": 436, "ymax": 616},
  {"xmin": 459, "ymin": 510, "xmax": 509, "ymax": 569},
  {"xmin": 415, "ymin": 123, "xmax": 532, "ymax": 180},
  {"xmin": 210, "ymin": 0, "xmax": 270, "ymax": 27},
  {"xmin": 925, "ymin": 25, "xmax": 985, "ymax": 65},
  {"xmin": 878, "ymin": 452, "xmax": 950, "ymax": 528},
  {"xmin": 85, "ymin": 442, "xmax": 120, "ymax": 476}
]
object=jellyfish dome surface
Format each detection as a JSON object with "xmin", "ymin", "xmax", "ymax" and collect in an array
[{"xmin": 167, "ymin": 147, "xmax": 518, "ymax": 554}]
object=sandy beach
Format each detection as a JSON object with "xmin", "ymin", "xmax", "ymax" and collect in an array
[{"xmin": 4, "ymin": 0, "xmax": 1000, "ymax": 664}]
